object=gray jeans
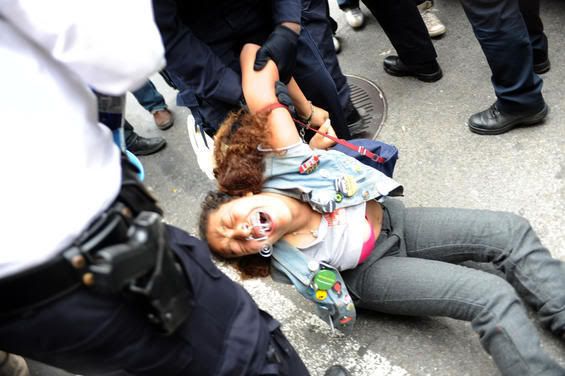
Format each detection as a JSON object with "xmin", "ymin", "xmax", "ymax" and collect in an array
[{"xmin": 343, "ymin": 199, "xmax": 565, "ymax": 375}]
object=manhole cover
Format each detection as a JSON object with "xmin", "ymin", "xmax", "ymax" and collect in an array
[{"xmin": 345, "ymin": 74, "xmax": 387, "ymax": 140}]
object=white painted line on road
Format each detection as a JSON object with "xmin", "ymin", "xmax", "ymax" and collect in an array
[{"xmin": 219, "ymin": 264, "xmax": 409, "ymax": 376}]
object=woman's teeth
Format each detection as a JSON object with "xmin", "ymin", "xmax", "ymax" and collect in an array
[{"xmin": 246, "ymin": 211, "xmax": 270, "ymax": 241}]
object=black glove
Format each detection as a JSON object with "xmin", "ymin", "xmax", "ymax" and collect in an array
[
  {"xmin": 275, "ymin": 81, "xmax": 297, "ymax": 118},
  {"xmin": 254, "ymin": 25, "xmax": 299, "ymax": 84}
]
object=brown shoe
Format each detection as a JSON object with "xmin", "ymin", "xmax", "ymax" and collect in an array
[{"xmin": 153, "ymin": 109, "xmax": 174, "ymax": 130}]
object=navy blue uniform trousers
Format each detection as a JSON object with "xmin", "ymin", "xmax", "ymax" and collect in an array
[
  {"xmin": 459, "ymin": 0, "xmax": 546, "ymax": 112},
  {"xmin": 0, "ymin": 227, "xmax": 309, "ymax": 376},
  {"xmin": 361, "ymin": 0, "xmax": 437, "ymax": 65},
  {"xmin": 300, "ymin": 0, "xmax": 357, "ymax": 125}
]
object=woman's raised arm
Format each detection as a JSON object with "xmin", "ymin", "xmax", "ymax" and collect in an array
[
  {"xmin": 240, "ymin": 44, "xmax": 302, "ymax": 149},
  {"xmin": 240, "ymin": 43, "xmax": 336, "ymax": 149}
]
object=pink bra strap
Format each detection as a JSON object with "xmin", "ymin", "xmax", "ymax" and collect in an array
[{"xmin": 358, "ymin": 218, "xmax": 376, "ymax": 265}]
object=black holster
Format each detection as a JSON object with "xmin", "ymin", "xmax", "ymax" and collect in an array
[
  {"xmin": 63, "ymin": 158, "xmax": 192, "ymax": 334},
  {"xmin": 68, "ymin": 210, "xmax": 192, "ymax": 334}
]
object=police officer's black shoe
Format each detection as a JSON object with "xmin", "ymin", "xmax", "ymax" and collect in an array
[
  {"xmin": 468, "ymin": 102, "xmax": 549, "ymax": 135},
  {"xmin": 126, "ymin": 132, "xmax": 167, "ymax": 156},
  {"xmin": 324, "ymin": 365, "xmax": 352, "ymax": 376},
  {"xmin": 383, "ymin": 56, "xmax": 442, "ymax": 82},
  {"xmin": 346, "ymin": 106, "xmax": 370, "ymax": 138}
]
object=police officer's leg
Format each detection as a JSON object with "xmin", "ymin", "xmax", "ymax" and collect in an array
[
  {"xmin": 294, "ymin": 23, "xmax": 351, "ymax": 139},
  {"xmin": 271, "ymin": 329, "xmax": 311, "ymax": 376},
  {"xmin": 519, "ymin": 0, "xmax": 548, "ymax": 69},
  {"xmin": 167, "ymin": 226, "xmax": 309, "ymax": 376},
  {"xmin": 0, "ymin": 289, "xmax": 195, "ymax": 375},
  {"xmin": 0, "ymin": 229, "xmax": 306, "ymax": 376},
  {"xmin": 458, "ymin": 0, "xmax": 544, "ymax": 113},
  {"xmin": 301, "ymin": 0, "xmax": 354, "ymax": 121},
  {"xmin": 361, "ymin": 0, "xmax": 437, "ymax": 65},
  {"xmin": 261, "ymin": 313, "xmax": 310, "ymax": 376}
]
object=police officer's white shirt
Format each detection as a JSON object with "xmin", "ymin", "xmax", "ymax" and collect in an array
[{"xmin": 0, "ymin": 0, "xmax": 165, "ymax": 277}]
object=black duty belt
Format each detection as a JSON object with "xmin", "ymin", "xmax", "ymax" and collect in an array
[{"xmin": 0, "ymin": 156, "xmax": 191, "ymax": 334}]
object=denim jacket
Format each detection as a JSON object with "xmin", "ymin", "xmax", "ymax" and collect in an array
[{"xmin": 262, "ymin": 142, "xmax": 403, "ymax": 213}]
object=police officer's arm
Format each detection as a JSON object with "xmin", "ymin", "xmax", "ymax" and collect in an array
[
  {"xmin": 152, "ymin": 0, "xmax": 243, "ymax": 106},
  {"xmin": 269, "ymin": 0, "xmax": 302, "ymax": 54},
  {"xmin": 253, "ymin": 0, "xmax": 302, "ymax": 84}
]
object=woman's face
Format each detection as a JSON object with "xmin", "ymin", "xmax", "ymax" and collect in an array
[{"xmin": 206, "ymin": 193, "xmax": 292, "ymax": 257}]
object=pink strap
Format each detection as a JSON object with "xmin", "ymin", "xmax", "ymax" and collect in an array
[{"xmin": 296, "ymin": 117, "xmax": 385, "ymax": 163}]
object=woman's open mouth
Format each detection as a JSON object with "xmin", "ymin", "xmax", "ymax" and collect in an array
[{"xmin": 246, "ymin": 211, "xmax": 273, "ymax": 241}]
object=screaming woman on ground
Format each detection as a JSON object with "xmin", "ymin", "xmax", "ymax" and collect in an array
[{"xmin": 199, "ymin": 43, "xmax": 565, "ymax": 375}]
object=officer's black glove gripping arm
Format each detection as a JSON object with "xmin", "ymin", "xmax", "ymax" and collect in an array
[{"xmin": 254, "ymin": 25, "xmax": 299, "ymax": 84}]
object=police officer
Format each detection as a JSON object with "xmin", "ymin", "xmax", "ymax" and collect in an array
[
  {"xmin": 152, "ymin": 0, "xmax": 353, "ymax": 139},
  {"xmin": 0, "ymin": 1, "xmax": 348, "ymax": 375}
]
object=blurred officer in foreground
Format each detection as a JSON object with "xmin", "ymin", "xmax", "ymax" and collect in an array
[{"xmin": 0, "ymin": 0, "xmax": 348, "ymax": 374}]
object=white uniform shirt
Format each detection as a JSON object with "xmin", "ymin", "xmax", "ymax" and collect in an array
[{"xmin": 0, "ymin": 0, "xmax": 165, "ymax": 277}]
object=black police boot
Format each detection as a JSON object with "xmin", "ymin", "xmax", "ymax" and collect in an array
[
  {"xmin": 324, "ymin": 365, "xmax": 352, "ymax": 376},
  {"xmin": 124, "ymin": 120, "xmax": 167, "ymax": 156},
  {"xmin": 468, "ymin": 102, "xmax": 549, "ymax": 135},
  {"xmin": 345, "ymin": 106, "xmax": 369, "ymax": 138},
  {"xmin": 383, "ymin": 56, "xmax": 443, "ymax": 82}
]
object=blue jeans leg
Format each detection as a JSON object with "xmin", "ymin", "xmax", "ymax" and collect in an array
[
  {"xmin": 131, "ymin": 80, "xmax": 167, "ymax": 113},
  {"xmin": 347, "ymin": 205, "xmax": 565, "ymax": 375}
]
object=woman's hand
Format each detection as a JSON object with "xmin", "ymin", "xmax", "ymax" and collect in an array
[
  {"xmin": 308, "ymin": 105, "xmax": 329, "ymax": 129},
  {"xmin": 309, "ymin": 119, "xmax": 337, "ymax": 149}
]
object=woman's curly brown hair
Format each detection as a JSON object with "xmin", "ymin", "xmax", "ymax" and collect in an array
[
  {"xmin": 213, "ymin": 109, "xmax": 272, "ymax": 196},
  {"xmin": 200, "ymin": 111, "xmax": 274, "ymax": 278}
]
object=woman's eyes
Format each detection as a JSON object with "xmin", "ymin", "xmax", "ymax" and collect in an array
[{"xmin": 226, "ymin": 212, "xmax": 237, "ymax": 227}]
